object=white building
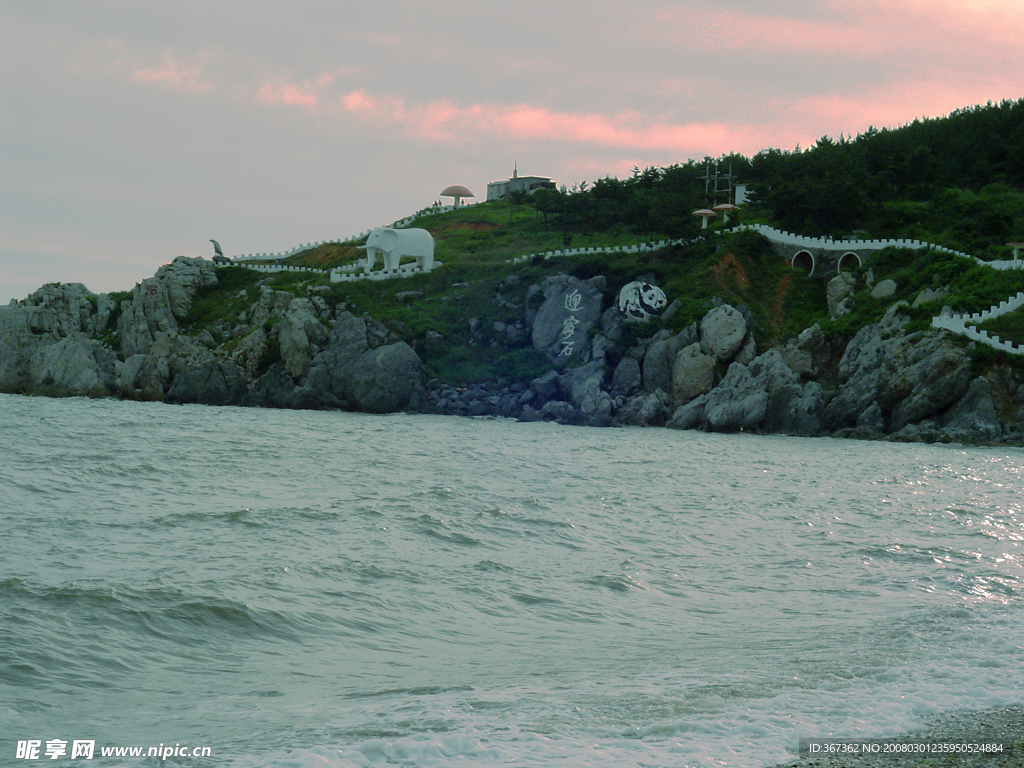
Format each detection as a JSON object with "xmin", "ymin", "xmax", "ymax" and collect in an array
[{"xmin": 486, "ymin": 165, "xmax": 556, "ymax": 201}]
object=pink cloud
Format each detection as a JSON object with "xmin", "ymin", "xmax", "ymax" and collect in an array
[
  {"xmin": 134, "ymin": 54, "xmax": 211, "ymax": 94},
  {"xmin": 336, "ymin": 90, "xmax": 773, "ymax": 156},
  {"xmin": 257, "ymin": 73, "xmax": 334, "ymax": 110},
  {"xmin": 644, "ymin": 0, "xmax": 1024, "ymax": 66}
]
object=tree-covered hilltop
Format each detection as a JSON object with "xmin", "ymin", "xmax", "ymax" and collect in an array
[
  {"xmin": 747, "ymin": 99, "xmax": 1024, "ymax": 247},
  {"xmin": 469, "ymin": 98, "xmax": 1024, "ymax": 257}
]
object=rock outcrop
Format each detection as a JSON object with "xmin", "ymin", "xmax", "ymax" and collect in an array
[
  {"xmin": 117, "ymin": 257, "xmax": 217, "ymax": 358},
  {"xmin": 4, "ymin": 260, "xmax": 1022, "ymax": 445},
  {"xmin": 305, "ymin": 312, "xmax": 426, "ymax": 413},
  {"xmin": 0, "ymin": 283, "xmax": 115, "ymax": 394},
  {"xmin": 671, "ymin": 343, "xmax": 716, "ymax": 406},
  {"xmin": 823, "ymin": 305, "xmax": 972, "ymax": 434},
  {"xmin": 700, "ymin": 304, "xmax": 748, "ymax": 361},
  {"xmin": 669, "ymin": 349, "xmax": 824, "ymax": 435}
]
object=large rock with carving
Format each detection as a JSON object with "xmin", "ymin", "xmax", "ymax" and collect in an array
[
  {"xmin": 617, "ymin": 281, "xmax": 667, "ymax": 321},
  {"xmin": 528, "ymin": 275, "xmax": 604, "ymax": 363}
]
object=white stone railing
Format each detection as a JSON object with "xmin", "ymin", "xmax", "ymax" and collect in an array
[
  {"xmin": 507, "ymin": 239, "xmax": 677, "ymax": 264},
  {"xmin": 931, "ymin": 314, "xmax": 1024, "ymax": 355},
  {"xmin": 930, "ymin": 291, "xmax": 1024, "ymax": 356},
  {"xmin": 732, "ymin": 224, "xmax": 980, "ymax": 259},
  {"xmin": 329, "ymin": 262, "xmax": 437, "ymax": 283},
  {"xmin": 223, "ymin": 263, "xmax": 322, "ymax": 275},
  {"xmin": 231, "ymin": 233, "xmax": 374, "ymax": 262}
]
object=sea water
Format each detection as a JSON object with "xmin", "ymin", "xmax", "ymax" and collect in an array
[{"xmin": 1, "ymin": 393, "xmax": 1022, "ymax": 767}]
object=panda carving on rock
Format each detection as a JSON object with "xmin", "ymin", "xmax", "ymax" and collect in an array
[{"xmin": 617, "ymin": 281, "xmax": 667, "ymax": 321}]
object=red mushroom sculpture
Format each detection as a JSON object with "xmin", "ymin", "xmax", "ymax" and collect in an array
[
  {"xmin": 440, "ymin": 184, "xmax": 475, "ymax": 209},
  {"xmin": 693, "ymin": 208, "xmax": 718, "ymax": 229}
]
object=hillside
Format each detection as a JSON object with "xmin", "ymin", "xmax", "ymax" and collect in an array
[{"xmin": 3, "ymin": 98, "xmax": 1024, "ymax": 443}]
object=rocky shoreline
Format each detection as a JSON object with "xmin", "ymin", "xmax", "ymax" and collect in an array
[
  {"xmin": 2, "ymin": 256, "xmax": 1023, "ymax": 445},
  {"xmin": 766, "ymin": 705, "xmax": 1024, "ymax": 768}
]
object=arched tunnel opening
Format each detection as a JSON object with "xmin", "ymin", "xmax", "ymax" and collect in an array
[
  {"xmin": 838, "ymin": 252, "xmax": 862, "ymax": 272},
  {"xmin": 791, "ymin": 250, "xmax": 815, "ymax": 276}
]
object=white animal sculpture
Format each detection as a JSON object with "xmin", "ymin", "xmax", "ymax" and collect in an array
[{"xmin": 358, "ymin": 227, "xmax": 435, "ymax": 272}]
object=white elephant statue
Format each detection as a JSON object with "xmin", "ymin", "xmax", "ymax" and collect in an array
[{"xmin": 358, "ymin": 227, "xmax": 435, "ymax": 272}]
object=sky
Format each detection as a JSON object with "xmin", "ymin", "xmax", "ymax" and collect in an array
[{"xmin": 2, "ymin": 0, "xmax": 1023, "ymax": 304}]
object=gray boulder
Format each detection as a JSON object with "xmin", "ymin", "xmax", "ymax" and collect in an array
[
  {"xmin": 871, "ymin": 279, "xmax": 897, "ymax": 299},
  {"xmin": 827, "ymin": 273, "xmax": 857, "ymax": 318},
  {"xmin": 642, "ymin": 332, "xmax": 674, "ymax": 393},
  {"xmin": 117, "ymin": 278, "xmax": 178, "ymax": 358},
  {"xmin": 940, "ymin": 377, "xmax": 1002, "ymax": 443},
  {"xmin": 778, "ymin": 324, "xmax": 829, "ymax": 378},
  {"xmin": 666, "ymin": 394, "xmax": 709, "ymax": 431},
  {"xmin": 852, "ymin": 400, "xmax": 886, "ymax": 438},
  {"xmin": 249, "ymin": 287, "xmax": 296, "ymax": 329},
  {"xmin": 611, "ymin": 356, "xmax": 642, "ymax": 398},
  {"xmin": 278, "ymin": 298, "xmax": 328, "ymax": 379},
  {"xmin": 158, "ymin": 257, "xmax": 218, "ymax": 320},
  {"xmin": 734, "ymin": 334, "xmax": 758, "ymax": 366},
  {"xmin": 700, "ymin": 304, "xmax": 748, "ymax": 362},
  {"xmin": 540, "ymin": 400, "xmax": 579, "ymax": 424},
  {"xmin": 671, "ymin": 342, "xmax": 716, "ymax": 407},
  {"xmin": 699, "ymin": 349, "xmax": 822, "ymax": 434},
  {"xmin": 117, "ymin": 352, "xmax": 171, "ymax": 400},
  {"xmin": 763, "ymin": 380, "xmax": 825, "ymax": 436},
  {"xmin": 616, "ymin": 389, "xmax": 670, "ymax": 427},
  {"xmin": 531, "ymin": 369, "xmax": 562, "ymax": 401},
  {"xmin": 600, "ymin": 305, "xmax": 624, "ymax": 342},
  {"xmin": 232, "ymin": 327, "xmax": 270, "ymax": 381},
  {"xmin": 823, "ymin": 309, "xmax": 972, "ymax": 433},
  {"xmin": 703, "ymin": 363, "xmax": 771, "ymax": 432},
  {"xmin": 117, "ymin": 257, "xmax": 217, "ymax": 358},
  {"xmin": 166, "ymin": 358, "xmax": 247, "ymax": 405},
  {"xmin": 26, "ymin": 333, "xmax": 118, "ymax": 397},
  {"xmin": 912, "ymin": 286, "xmax": 949, "ymax": 308},
  {"xmin": 638, "ymin": 327, "xmax": 696, "ymax": 394},
  {"xmin": 0, "ymin": 283, "xmax": 114, "ymax": 392},
  {"xmin": 562, "ymin": 359, "xmax": 612, "ymax": 426},
  {"xmin": 305, "ymin": 312, "xmax": 426, "ymax": 413}
]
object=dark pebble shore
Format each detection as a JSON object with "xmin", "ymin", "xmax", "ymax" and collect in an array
[{"xmin": 766, "ymin": 705, "xmax": 1024, "ymax": 768}]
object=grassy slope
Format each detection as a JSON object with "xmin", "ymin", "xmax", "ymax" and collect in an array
[{"xmin": 179, "ymin": 199, "xmax": 1024, "ymax": 386}]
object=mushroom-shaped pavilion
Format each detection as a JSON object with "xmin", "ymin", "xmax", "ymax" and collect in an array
[
  {"xmin": 693, "ymin": 208, "xmax": 718, "ymax": 229},
  {"xmin": 712, "ymin": 203, "xmax": 739, "ymax": 224},
  {"xmin": 440, "ymin": 184, "xmax": 475, "ymax": 209}
]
